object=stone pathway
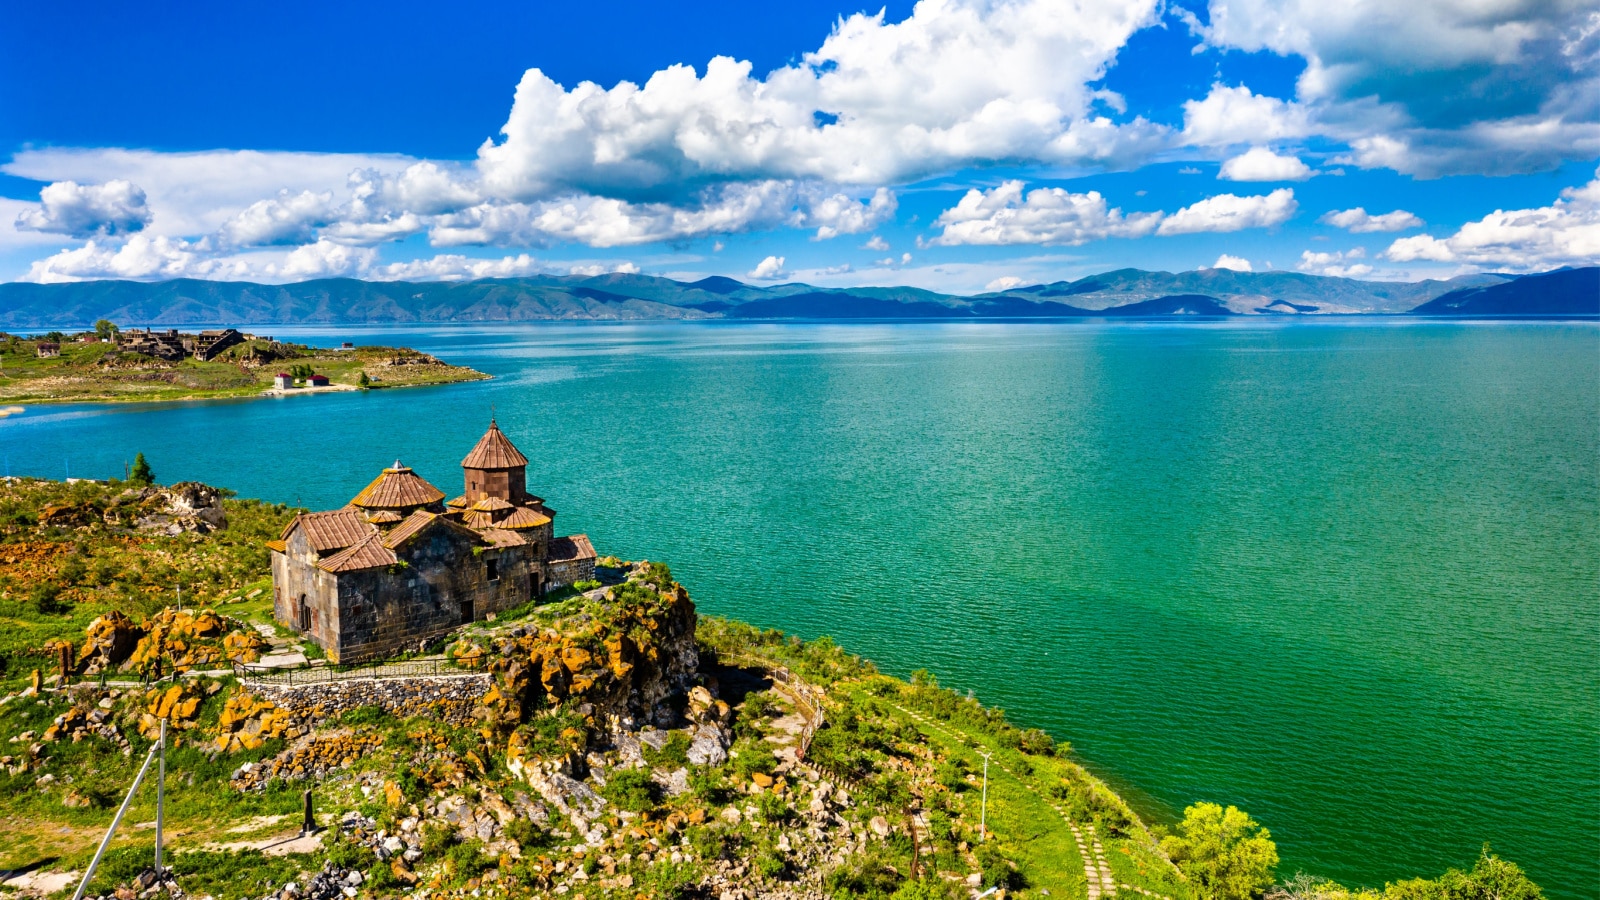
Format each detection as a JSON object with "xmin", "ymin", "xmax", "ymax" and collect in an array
[
  {"xmin": 252, "ymin": 622, "xmax": 308, "ymax": 669},
  {"xmin": 889, "ymin": 702, "xmax": 1176, "ymax": 900}
]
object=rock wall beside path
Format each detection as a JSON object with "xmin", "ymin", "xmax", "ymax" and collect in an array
[{"xmin": 247, "ymin": 673, "xmax": 492, "ymax": 724}]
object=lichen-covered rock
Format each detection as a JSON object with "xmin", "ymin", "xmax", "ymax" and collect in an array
[
  {"xmin": 471, "ymin": 563, "xmax": 699, "ymax": 745},
  {"xmin": 138, "ymin": 682, "xmax": 204, "ymax": 738},
  {"xmin": 213, "ymin": 691, "xmax": 290, "ymax": 752},
  {"xmin": 124, "ymin": 608, "xmax": 261, "ymax": 673},
  {"xmin": 78, "ymin": 611, "xmax": 145, "ymax": 673}
]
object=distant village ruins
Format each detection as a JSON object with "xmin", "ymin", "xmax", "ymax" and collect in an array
[{"xmin": 268, "ymin": 421, "xmax": 596, "ymax": 663}]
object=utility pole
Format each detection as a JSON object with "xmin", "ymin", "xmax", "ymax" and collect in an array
[
  {"xmin": 979, "ymin": 751, "xmax": 991, "ymax": 843},
  {"xmin": 155, "ymin": 718, "xmax": 166, "ymax": 874},
  {"xmin": 72, "ymin": 727, "xmax": 164, "ymax": 900}
]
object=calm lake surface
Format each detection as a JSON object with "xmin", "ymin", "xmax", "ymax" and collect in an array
[{"xmin": 5, "ymin": 321, "xmax": 1597, "ymax": 895}]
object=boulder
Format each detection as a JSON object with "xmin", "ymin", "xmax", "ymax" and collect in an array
[{"xmin": 687, "ymin": 723, "xmax": 730, "ymax": 767}]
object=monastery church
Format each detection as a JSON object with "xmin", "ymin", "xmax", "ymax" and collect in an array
[{"xmin": 269, "ymin": 421, "xmax": 596, "ymax": 663}]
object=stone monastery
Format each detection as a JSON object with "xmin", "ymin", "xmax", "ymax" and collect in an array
[{"xmin": 268, "ymin": 421, "xmax": 596, "ymax": 663}]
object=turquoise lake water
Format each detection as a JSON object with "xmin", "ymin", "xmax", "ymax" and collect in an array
[{"xmin": 3, "ymin": 321, "xmax": 1596, "ymax": 895}]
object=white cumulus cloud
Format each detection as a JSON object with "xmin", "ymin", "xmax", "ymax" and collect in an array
[
  {"xmin": 748, "ymin": 255, "xmax": 788, "ymax": 279},
  {"xmin": 1187, "ymin": 0, "xmax": 1600, "ymax": 176},
  {"xmin": 862, "ymin": 235, "xmax": 889, "ymax": 251},
  {"xmin": 1383, "ymin": 167, "xmax": 1600, "ymax": 271},
  {"xmin": 986, "ymin": 275, "xmax": 1028, "ymax": 291},
  {"xmin": 1318, "ymin": 207, "xmax": 1424, "ymax": 232},
  {"xmin": 929, "ymin": 180, "xmax": 1162, "ymax": 245},
  {"xmin": 373, "ymin": 253, "xmax": 546, "ymax": 282},
  {"xmin": 1218, "ymin": 147, "xmax": 1314, "ymax": 182},
  {"xmin": 1182, "ymin": 84, "xmax": 1312, "ymax": 147},
  {"xmin": 476, "ymin": 0, "xmax": 1165, "ymax": 200},
  {"xmin": 1296, "ymin": 247, "xmax": 1373, "ymax": 277},
  {"xmin": 1209, "ymin": 254, "xmax": 1253, "ymax": 271},
  {"xmin": 15, "ymin": 180, "xmax": 152, "ymax": 238},
  {"xmin": 219, "ymin": 190, "xmax": 337, "ymax": 247},
  {"xmin": 568, "ymin": 261, "xmax": 642, "ymax": 276},
  {"xmin": 1157, "ymin": 188, "xmax": 1298, "ymax": 235}
]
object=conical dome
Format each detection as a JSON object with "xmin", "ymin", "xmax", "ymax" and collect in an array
[
  {"xmin": 349, "ymin": 461, "xmax": 447, "ymax": 511},
  {"xmin": 462, "ymin": 420, "xmax": 529, "ymax": 470}
]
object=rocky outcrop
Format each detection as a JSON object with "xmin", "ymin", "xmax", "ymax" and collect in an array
[
  {"xmin": 466, "ymin": 561, "xmax": 699, "ymax": 740},
  {"xmin": 124, "ymin": 607, "xmax": 266, "ymax": 673},
  {"xmin": 232, "ymin": 730, "xmax": 384, "ymax": 790},
  {"xmin": 78, "ymin": 611, "xmax": 143, "ymax": 672},
  {"xmin": 127, "ymin": 482, "xmax": 228, "ymax": 535},
  {"xmin": 212, "ymin": 692, "xmax": 291, "ymax": 752}
]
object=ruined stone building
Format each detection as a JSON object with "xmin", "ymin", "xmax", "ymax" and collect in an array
[{"xmin": 268, "ymin": 421, "xmax": 597, "ymax": 663}]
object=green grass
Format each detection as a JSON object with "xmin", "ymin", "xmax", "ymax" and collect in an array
[
  {"xmin": 0, "ymin": 336, "xmax": 486, "ymax": 405},
  {"xmin": 0, "ymin": 478, "xmax": 300, "ymax": 690}
]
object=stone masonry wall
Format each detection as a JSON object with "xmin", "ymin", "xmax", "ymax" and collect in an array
[{"xmin": 248, "ymin": 673, "xmax": 491, "ymax": 725}]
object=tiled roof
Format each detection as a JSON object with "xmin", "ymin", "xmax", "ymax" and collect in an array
[
  {"xmin": 471, "ymin": 497, "xmax": 515, "ymax": 512},
  {"xmin": 283, "ymin": 508, "xmax": 375, "ymax": 553},
  {"xmin": 382, "ymin": 510, "xmax": 440, "ymax": 549},
  {"xmin": 265, "ymin": 539, "xmax": 288, "ymax": 553},
  {"xmin": 479, "ymin": 528, "xmax": 528, "ymax": 548},
  {"xmin": 461, "ymin": 420, "xmax": 529, "ymax": 469},
  {"xmin": 349, "ymin": 462, "xmax": 446, "ymax": 510},
  {"xmin": 446, "ymin": 495, "xmax": 470, "ymax": 509},
  {"xmin": 318, "ymin": 533, "xmax": 399, "ymax": 573},
  {"xmin": 498, "ymin": 506, "xmax": 552, "ymax": 529},
  {"xmin": 461, "ymin": 509, "xmax": 495, "ymax": 530},
  {"xmin": 367, "ymin": 510, "xmax": 403, "ymax": 524},
  {"xmin": 548, "ymin": 534, "xmax": 596, "ymax": 563}
]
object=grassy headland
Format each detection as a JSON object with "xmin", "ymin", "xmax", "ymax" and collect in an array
[
  {"xmin": 0, "ymin": 476, "xmax": 1546, "ymax": 900},
  {"xmin": 0, "ymin": 331, "xmax": 486, "ymax": 405}
]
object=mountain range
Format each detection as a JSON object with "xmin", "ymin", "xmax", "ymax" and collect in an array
[{"xmin": 0, "ymin": 266, "xmax": 1593, "ymax": 328}]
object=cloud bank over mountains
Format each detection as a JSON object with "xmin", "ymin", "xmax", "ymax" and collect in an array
[{"xmin": 5, "ymin": 0, "xmax": 1598, "ymax": 284}]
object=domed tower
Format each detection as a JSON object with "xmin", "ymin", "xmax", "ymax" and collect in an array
[
  {"xmin": 461, "ymin": 419, "xmax": 531, "ymax": 504},
  {"xmin": 349, "ymin": 460, "xmax": 446, "ymax": 518}
]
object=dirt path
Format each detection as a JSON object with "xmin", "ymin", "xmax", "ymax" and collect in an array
[{"xmin": 889, "ymin": 701, "xmax": 1178, "ymax": 900}]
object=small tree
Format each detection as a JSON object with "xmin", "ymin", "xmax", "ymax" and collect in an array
[
  {"xmin": 129, "ymin": 452, "xmax": 154, "ymax": 486},
  {"xmin": 1161, "ymin": 803, "xmax": 1279, "ymax": 900},
  {"xmin": 94, "ymin": 319, "xmax": 118, "ymax": 340},
  {"xmin": 358, "ymin": 370, "xmax": 370, "ymax": 388}
]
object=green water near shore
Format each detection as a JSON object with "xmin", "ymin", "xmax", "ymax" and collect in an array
[{"xmin": 5, "ymin": 321, "xmax": 1596, "ymax": 895}]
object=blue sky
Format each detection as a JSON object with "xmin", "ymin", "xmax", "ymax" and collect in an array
[{"xmin": 1, "ymin": 0, "xmax": 1595, "ymax": 292}]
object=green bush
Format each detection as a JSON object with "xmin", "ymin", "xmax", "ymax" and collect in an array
[
  {"xmin": 976, "ymin": 843, "xmax": 1027, "ymax": 891},
  {"xmin": 601, "ymin": 766, "xmax": 659, "ymax": 812},
  {"xmin": 823, "ymin": 847, "xmax": 905, "ymax": 900},
  {"xmin": 689, "ymin": 825, "xmax": 739, "ymax": 861},
  {"xmin": 754, "ymin": 848, "xmax": 788, "ymax": 879},
  {"xmin": 755, "ymin": 790, "xmax": 793, "ymax": 825},
  {"xmin": 444, "ymin": 840, "xmax": 493, "ymax": 884},
  {"xmin": 645, "ymin": 730, "xmax": 692, "ymax": 768}
]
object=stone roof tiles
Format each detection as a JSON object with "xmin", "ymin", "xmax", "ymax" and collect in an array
[
  {"xmin": 349, "ymin": 462, "xmax": 447, "ymax": 510},
  {"xmin": 285, "ymin": 508, "xmax": 376, "ymax": 553},
  {"xmin": 382, "ymin": 510, "xmax": 440, "ymax": 549},
  {"xmin": 470, "ymin": 496, "xmax": 515, "ymax": 512},
  {"xmin": 461, "ymin": 420, "xmax": 529, "ymax": 470},
  {"xmin": 498, "ymin": 506, "xmax": 552, "ymax": 529},
  {"xmin": 479, "ymin": 528, "xmax": 528, "ymax": 548},
  {"xmin": 548, "ymin": 534, "xmax": 596, "ymax": 564},
  {"xmin": 318, "ymin": 532, "xmax": 399, "ymax": 573}
]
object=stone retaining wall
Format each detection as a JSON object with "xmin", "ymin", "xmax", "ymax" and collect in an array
[{"xmin": 247, "ymin": 673, "xmax": 491, "ymax": 724}]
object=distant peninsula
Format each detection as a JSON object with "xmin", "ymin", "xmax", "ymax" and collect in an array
[
  {"xmin": 0, "ymin": 324, "xmax": 487, "ymax": 405},
  {"xmin": 0, "ymin": 266, "xmax": 1593, "ymax": 328}
]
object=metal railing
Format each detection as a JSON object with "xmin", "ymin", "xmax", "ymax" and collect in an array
[{"xmin": 232, "ymin": 656, "xmax": 464, "ymax": 686}]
